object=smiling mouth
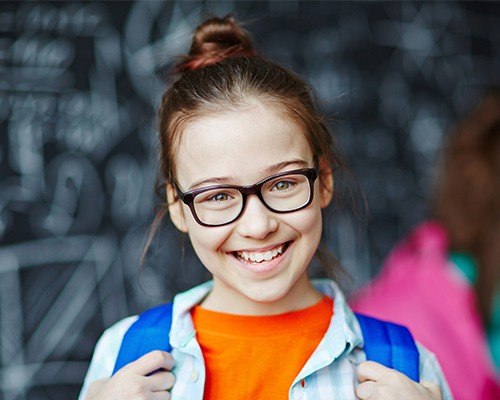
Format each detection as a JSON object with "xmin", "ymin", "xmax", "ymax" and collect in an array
[{"xmin": 234, "ymin": 242, "xmax": 291, "ymax": 264}]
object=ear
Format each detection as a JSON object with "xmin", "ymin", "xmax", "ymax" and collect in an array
[
  {"xmin": 166, "ymin": 184, "xmax": 189, "ymax": 233},
  {"xmin": 318, "ymin": 157, "xmax": 334, "ymax": 208}
]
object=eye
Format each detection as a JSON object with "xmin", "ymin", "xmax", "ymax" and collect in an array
[
  {"xmin": 206, "ymin": 192, "xmax": 233, "ymax": 202},
  {"xmin": 272, "ymin": 180, "xmax": 296, "ymax": 191},
  {"xmin": 195, "ymin": 188, "xmax": 240, "ymax": 207}
]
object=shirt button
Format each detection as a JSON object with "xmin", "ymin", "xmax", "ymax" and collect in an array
[{"xmin": 191, "ymin": 370, "xmax": 199, "ymax": 382}]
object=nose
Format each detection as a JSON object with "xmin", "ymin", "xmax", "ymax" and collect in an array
[{"xmin": 235, "ymin": 194, "xmax": 278, "ymax": 239}]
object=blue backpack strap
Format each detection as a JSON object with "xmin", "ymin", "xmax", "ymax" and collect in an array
[
  {"xmin": 355, "ymin": 313, "xmax": 420, "ymax": 382},
  {"xmin": 110, "ymin": 304, "xmax": 419, "ymax": 381},
  {"xmin": 112, "ymin": 302, "xmax": 173, "ymax": 375}
]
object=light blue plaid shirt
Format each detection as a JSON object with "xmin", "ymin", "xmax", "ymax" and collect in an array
[{"xmin": 79, "ymin": 279, "xmax": 453, "ymax": 399}]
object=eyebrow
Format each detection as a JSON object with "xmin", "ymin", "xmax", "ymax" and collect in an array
[{"xmin": 187, "ymin": 159, "xmax": 311, "ymax": 190}]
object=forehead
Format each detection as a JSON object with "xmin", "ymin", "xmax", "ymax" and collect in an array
[{"xmin": 174, "ymin": 101, "xmax": 313, "ymax": 187}]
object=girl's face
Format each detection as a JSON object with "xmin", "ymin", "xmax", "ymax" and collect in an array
[{"xmin": 168, "ymin": 101, "xmax": 333, "ymax": 314}]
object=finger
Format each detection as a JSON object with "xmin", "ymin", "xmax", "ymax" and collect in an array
[
  {"xmin": 357, "ymin": 361, "xmax": 391, "ymax": 382},
  {"xmin": 421, "ymin": 380, "xmax": 442, "ymax": 399},
  {"xmin": 120, "ymin": 351, "xmax": 174, "ymax": 376},
  {"xmin": 86, "ymin": 378, "xmax": 107, "ymax": 397},
  {"xmin": 355, "ymin": 380, "xmax": 376, "ymax": 399},
  {"xmin": 150, "ymin": 392, "xmax": 171, "ymax": 400},
  {"xmin": 148, "ymin": 371, "xmax": 176, "ymax": 391}
]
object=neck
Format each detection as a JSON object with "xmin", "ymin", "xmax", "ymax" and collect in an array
[{"xmin": 200, "ymin": 276, "xmax": 323, "ymax": 316}]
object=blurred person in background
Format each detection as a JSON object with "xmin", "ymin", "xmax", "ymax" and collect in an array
[{"xmin": 351, "ymin": 94, "xmax": 500, "ymax": 400}]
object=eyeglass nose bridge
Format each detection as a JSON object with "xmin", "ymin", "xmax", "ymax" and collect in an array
[{"xmin": 236, "ymin": 179, "xmax": 277, "ymax": 217}]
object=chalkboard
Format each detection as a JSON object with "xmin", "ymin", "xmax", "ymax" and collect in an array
[{"xmin": 0, "ymin": 1, "xmax": 498, "ymax": 398}]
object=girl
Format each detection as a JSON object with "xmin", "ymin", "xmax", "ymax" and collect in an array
[{"xmin": 79, "ymin": 15, "xmax": 452, "ymax": 400}]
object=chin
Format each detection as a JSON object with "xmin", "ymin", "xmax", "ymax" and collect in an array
[{"xmin": 239, "ymin": 280, "xmax": 294, "ymax": 305}]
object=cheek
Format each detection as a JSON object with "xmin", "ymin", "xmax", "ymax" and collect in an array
[
  {"xmin": 286, "ymin": 203, "xmax": 323, "ymax": 240},
  {"xmin": 185, "ymin": 216, "xmax": 230, "ymax": 258}
]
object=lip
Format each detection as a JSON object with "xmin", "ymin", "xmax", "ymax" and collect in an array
[{"xmin": 231, "ymin": 241, "xmax": 293, "ymax": 275}]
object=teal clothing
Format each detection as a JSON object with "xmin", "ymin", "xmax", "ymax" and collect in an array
[
  {"xmin": 450, "ymin": 252, "xmax": 478, "ymax": 284},
  {"xmin": 488, "ymin": 291, "xmax": 500, "ymax": 372},
  {"xmin": 450, "ymin": 252, "xmax": 500, "ymax": 372}
]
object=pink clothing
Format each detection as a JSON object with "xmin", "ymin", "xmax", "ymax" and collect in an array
[{"xmin": 351, "ymin": 221, "xmax": 499, "ymax": 400}]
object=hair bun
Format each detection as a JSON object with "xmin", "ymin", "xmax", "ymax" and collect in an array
[{"xmin": 176, "ymin": 15, "xmax": 255, "ymax": 72}]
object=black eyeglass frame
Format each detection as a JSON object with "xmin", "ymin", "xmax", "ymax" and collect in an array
[{"xmin": 175, "ymin": 167, "xmax": 318, "ymax": 227}]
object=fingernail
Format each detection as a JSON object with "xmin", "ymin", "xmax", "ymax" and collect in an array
[
  {"xmin": 164, "ymin": 353, "xmax": 175, "ymax": 369},
  {"xmin": 356, "ymin": 383, "xmax": 372, "ymax": 399}
]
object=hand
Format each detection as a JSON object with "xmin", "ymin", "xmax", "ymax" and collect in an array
[
  {"xmin": 85, "ymin": 350, "xmax": 175, "ymax": 400},
  {"xmin": 356, "ymin": 361, "xmax": 442, "ymax": 400}
]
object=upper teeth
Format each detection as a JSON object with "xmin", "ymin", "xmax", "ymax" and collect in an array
[{"xmin": 236, "ymin": 245, "xmax": 285, "ymax": 263}]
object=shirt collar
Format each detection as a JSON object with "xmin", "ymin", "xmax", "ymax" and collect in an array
[
  {"xmin": 312, "ymin": 279, "xmax": 363, "ymax": 349},
  {"xmin": 169, "ymin": 281, "xmax": 213, "ymax": 348},
  {"xmin": 169, "ymin": 279, "xmax": 363, "ymax": 352},
  {"xmin": 288, "ymin": 279, "xmax": 362, "ymax": 382}
]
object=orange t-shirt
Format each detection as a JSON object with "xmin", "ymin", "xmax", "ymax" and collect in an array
[{"xmin": 191, "ymin": 296, "xmax": 333, "ymax": 400}]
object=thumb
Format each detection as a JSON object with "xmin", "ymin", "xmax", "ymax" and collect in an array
[
  {"xmin": 421, "ymin": 380, "xmax": 442, "ymax": 399},
  {"xmin": 120, "ymin": 350, "xmax": 174, "ymax": 376}
]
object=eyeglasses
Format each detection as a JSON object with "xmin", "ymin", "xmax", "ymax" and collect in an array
[{"xmin": 175, "ymin": 167, "xmax": 318, "ymax": 227}]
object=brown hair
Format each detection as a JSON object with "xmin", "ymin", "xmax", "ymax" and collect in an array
[
  {"xmin": 144, "ymin": 15, "xmax": 353, "ymax": 282},
  {"xmin": 434, "ymin": 93, "xmax": 500, "ymax": 325}
]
